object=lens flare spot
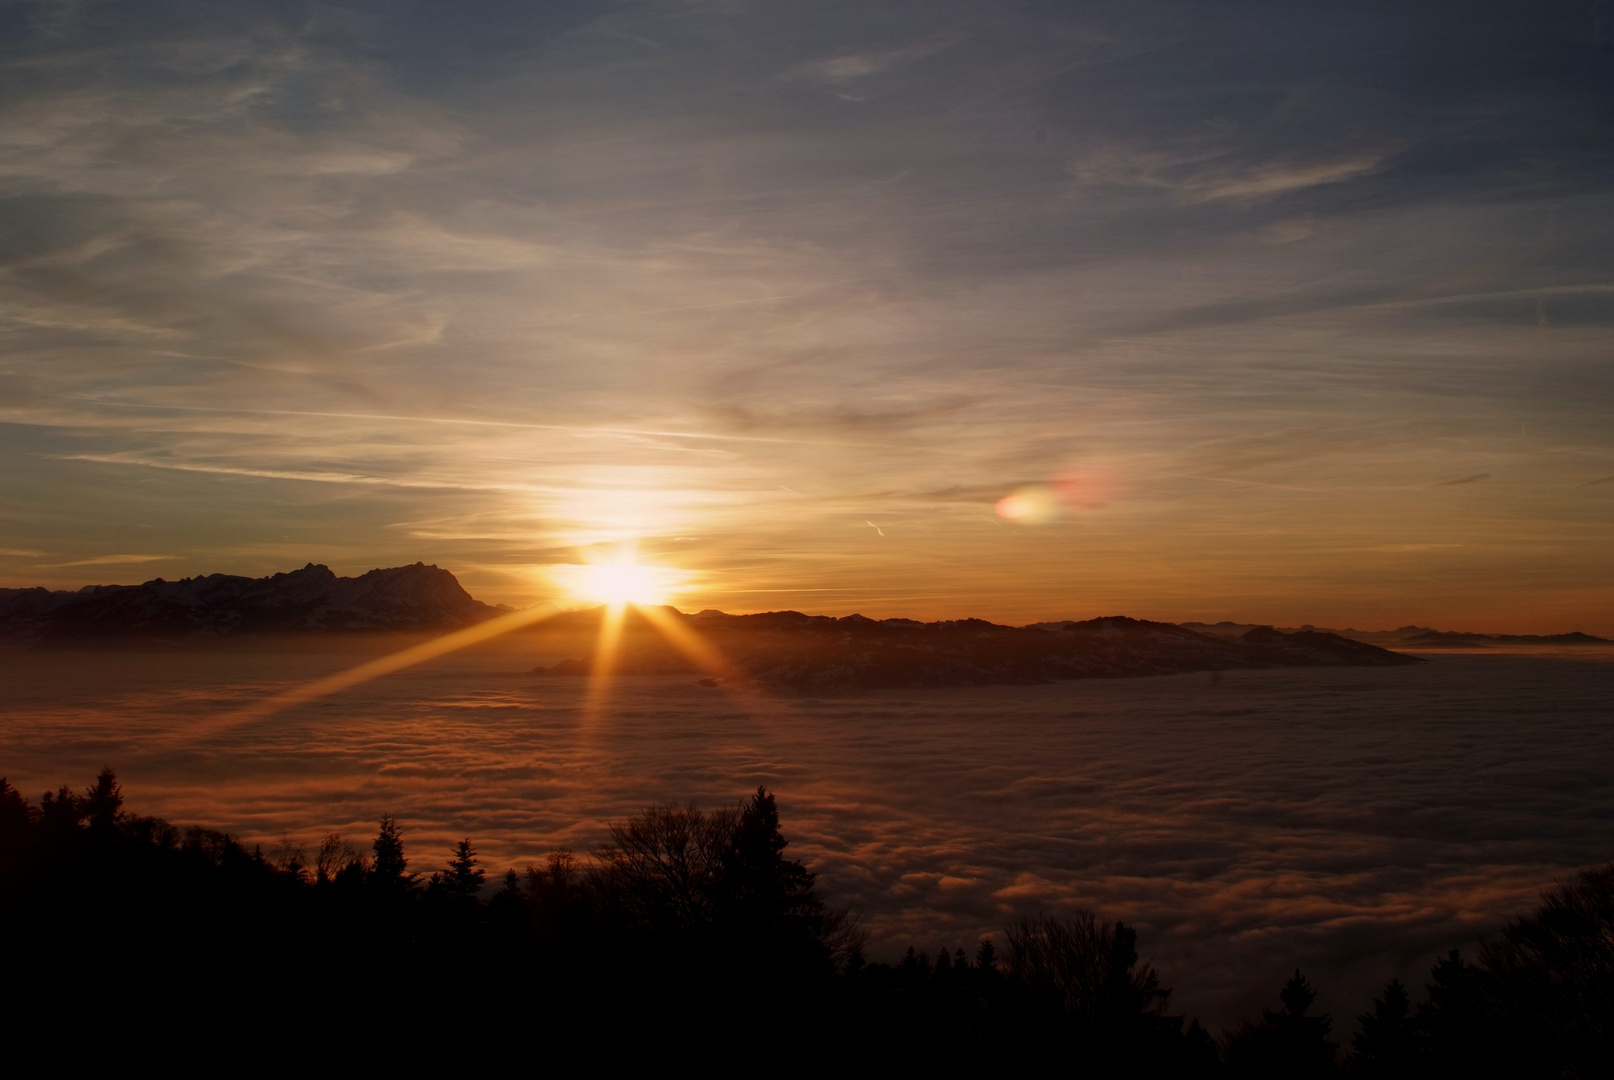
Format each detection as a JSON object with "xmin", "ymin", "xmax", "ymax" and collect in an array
[
  {"xmin": 1050, "ymin": 466, "xmax": 1117, "ymax": 510},
  {"xmin": 995, "ymin": 485, "xmax": 1062, "ymax": 524}
]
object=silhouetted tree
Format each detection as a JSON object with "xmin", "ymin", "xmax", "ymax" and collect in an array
[
  {"xmin": 1225, "ymin": 970, "xmax": 1338, "ymax": 1078},
  {"xmin": 1480, "ymin": 865, "xmax": 1614, "ymax": 1075},
  {"xmin": 714, "ymin": 787, "xmax": 837, "ymax": 971},
  {"xmin": 0, "ymin": 778, "xmax": 28, "ymax": 841},
  {"xmin": 1001, "ymin": 911, "xmax": 1192, "ymax": 1068},
  {"xmin": 82, "ymin": 767, "xmax": 122, "ymax": 832},
  {"xmin": 1414, "ymin": 950, "xmax": 1487, "ymax": 1070},
  {"xmin": 901, "ymin": 945, "xmax": 926, "ymax": 980},
  {"xmin": 719, "ymin": 788, "xmax": 795, "ymax": 906},
  {"xmin": 316, "ymin": 831, "xmax": 362, "ymax": 883},
  {"xmin": 1004, "ymin": 912, "xmax": 1171, "ymax": 1025},
  {"xmin": 1349, "ymin": 979, "xmax": 1416, "ymax": 1077},
  {"xmin": 442, "ymin": 839, "xmax": 484, "ymax": 900},
  {"xmin": 38, "ymin": 784, "xmax": 83, "ymax": 833},
  {"xmin": 270, "ymin": 833, "xmax": 309, "ymax": 883},
  {"xmin": 370, "ymin": 815, "xmax": 411, "ymax": 889},
  {"xmin": 597, "ymin": 801, "xmax": 733, "ymax": 934}
]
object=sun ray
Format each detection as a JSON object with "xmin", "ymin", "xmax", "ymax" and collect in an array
[
  {"xmin": 580, "ymin": 601, "xmax": 628, "ymax": 727},
  {"xmin": 202, "ymin": 601, "xmax": 565, "ymax": 733},
  {"xmin": 635, "ymin": 603, "xmax": 743, "ymax": 683},
  {"xmin": 634, "ymin": 604, "xmax": 793, "ymax": 724}
]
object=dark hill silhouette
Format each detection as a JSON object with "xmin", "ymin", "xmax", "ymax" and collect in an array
[
  {"xmin": 0, "ymin": 562, "xmax": 1425, "ymax": 682},
  {"xmin": 531, "ymin": 608, "xmax": 1419, "ymax": 690},
  {"xmin": 0, "ymin": 562, "xmax": 502, "ymax": 641},
  {"xmin": 1401, "ymin": 629, "xmax": 1612, "ymax": 648},
  {"xmin": 1179, "ymin": 621, "xmax": 1612, "ymax": 648}
]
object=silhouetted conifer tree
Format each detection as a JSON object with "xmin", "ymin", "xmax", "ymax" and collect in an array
[
  {"xmin": 0, "ymin": 778, "xmax": 28, "ymax": 839},
  {"xmin": 1271, "ymin": 971, "xmax": 1337, "ymax": 1074},
  {"xmin": 444, "ymin": 839, "xmax": 484, "ymax": 899},
  {"xmin": 1224, "ymin": 969, "xmax": 1338, "ymax": 1078},
  {"xmin": 83, "ymin": 767, "xmax": 122, "ymax": 831},
  {"xmin": 38, "ymin": 784, "xmax": 82, "ymax": 833},
  {"xmin": 371, "ymin": 815, "xmax": 411, "ymax": 889},
  {"xmin": 1413, "ymin": 950, "xmax": 1487, "ymax": 1069},
  {"xmin": 1349, "ymin": 979, "xmax": 1416, "ymax": 1077},
  {"xmin": 717, "ymin": 786, "xmax": 825, "ymax": 959}
]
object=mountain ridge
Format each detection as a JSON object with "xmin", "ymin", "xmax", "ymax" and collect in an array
[
  {"xmin": 0, "ymin": 562, "xmax": 503, "ymax": 640},
  {"xmin": 530, "ymin": 606, "xmax": 1422, "ymax": 691},
  {"xmin": 1178, "ymin": 621, "xmax": 1611, "ymax": 648},
  {"xmin": 2, "ymin": 563, "xmax": 1600, "ymax": 652}
]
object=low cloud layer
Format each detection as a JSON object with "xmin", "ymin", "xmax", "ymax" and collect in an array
[{"xmin": 3, "ymin": 644, "xmax": 1610, "ymax": 1028}]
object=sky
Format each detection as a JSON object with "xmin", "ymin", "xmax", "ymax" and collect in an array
[{"xmin": 2, "ymin": 0, "xmax": 1612, "ymax": 630}]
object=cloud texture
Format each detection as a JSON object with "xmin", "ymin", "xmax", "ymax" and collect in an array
[
  {"xmin": 0, "ymin": 1, "xmax": 1612, "ymax": 629},
  {"xmin": 2, "ymin": 642, "xmax": 1611, "ymax": 1028}
]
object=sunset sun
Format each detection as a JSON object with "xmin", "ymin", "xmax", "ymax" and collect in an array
[{"xmin": 560, "ymin": 557, "xmax": 683, "ymax": 608}]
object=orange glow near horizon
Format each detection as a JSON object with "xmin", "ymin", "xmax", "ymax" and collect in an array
[{"xmin": 201, "ymin": 544, "xmax": 750, "ymax": 734}]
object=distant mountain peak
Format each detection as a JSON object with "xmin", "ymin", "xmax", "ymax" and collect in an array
[{"xmin": 0, "ymin": 563, "xmax": 501, "ymax": 642}]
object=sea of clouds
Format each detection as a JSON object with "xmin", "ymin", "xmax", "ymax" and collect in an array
[{"xmin": 2, "ymin": 642, "xmax": 1611, "ymax": 1029}]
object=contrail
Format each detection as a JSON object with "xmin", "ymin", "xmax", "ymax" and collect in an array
[{"xmin": 65, "ymin": 396, "xmax": 886, "ymax": 448}]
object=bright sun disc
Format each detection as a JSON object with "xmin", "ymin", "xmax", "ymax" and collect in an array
[{"xmin": 568, "ymin": 561, "xmax": 673, "ymax": 606}]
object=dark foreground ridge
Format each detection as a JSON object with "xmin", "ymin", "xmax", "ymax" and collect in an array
[
  {"xmin": 0, "ymin": 562, "xmax": 503, "ymax": 640},
  {"xmin": 533, "ymin": 608, "xmax": 1421, "ymax": 690},
  {"xmin": 3, "ymin": 770, "xmax": 1609, "ymax": 1073}
]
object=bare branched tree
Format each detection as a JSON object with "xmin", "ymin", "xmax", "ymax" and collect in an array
[
  {"xmin": 315, "ymin": 831, "xmax": 362, "ymax": 883},
  {"xmin": 595, "ymin": 803, "xmax": 738, "ymax": 932},
  {"xmin": 1005, "ymin": 911, "xmax": 1170, "ymax": 1022},
  {"xmin": 270, "ymin": 832, "xmax": 308, "ymax": 882}
]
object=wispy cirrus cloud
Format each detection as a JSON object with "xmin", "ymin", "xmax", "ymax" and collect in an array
[{"xmin": 35, "ymin": 553, "xmax": 171, "ymax": 568}]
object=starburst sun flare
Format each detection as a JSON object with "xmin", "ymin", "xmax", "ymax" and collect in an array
[{"xmin": 554, "ymin": 556, "xmax": 688, "ymax": 609}]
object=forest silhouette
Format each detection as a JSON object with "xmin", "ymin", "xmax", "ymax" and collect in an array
[{"xmin": 2, "ymin": 770, "xmax": 1609, "ymax": 1072}]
